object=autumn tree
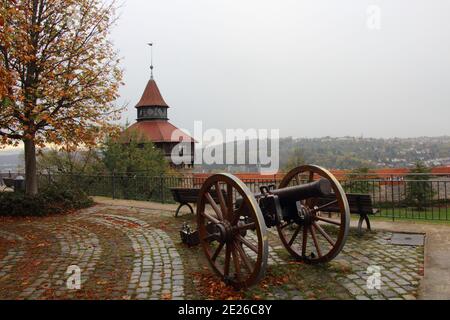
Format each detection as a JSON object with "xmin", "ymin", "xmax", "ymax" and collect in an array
[
  {"xmin": 101, "ymin": 131, "xmax": 169, "ymax": 200},
  {"xmin": 0, "ymin": 1, "xmax": 15, "ymax": 108},
  {"xmin": 102, "ymin": 131, "xmax": 169, "ymax": 176},
  {"xmin": 0, "ymin": 0, "xmax": 123, "ymax": 195}
]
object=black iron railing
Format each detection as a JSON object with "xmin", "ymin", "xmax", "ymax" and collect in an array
[{"xmin": 33, "ymin": 172, "xmax": 450, "ymax": 221}]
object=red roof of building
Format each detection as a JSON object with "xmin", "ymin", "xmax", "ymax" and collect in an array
[
  {"xmin": 135, "ymin": 79, "xmax": 169, "ymax": 108},
  {"xmin": 431, "ymin": 166, "xmax": 450, "ymax": 174},
  {"xmin": 192, "ymin": 166, "xmax": 450, "ymax": 181},
  {"xmin": 126, "ymin": 120, "xmax": 195, "ymax": 143}
]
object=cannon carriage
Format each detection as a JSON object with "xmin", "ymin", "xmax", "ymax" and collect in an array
[{"xmin": 196, "ymin": 165, "xmax": 350, "ymax": 288}]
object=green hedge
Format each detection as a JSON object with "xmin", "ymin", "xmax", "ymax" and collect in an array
[{"xmin": 0, "ymin": 186, "xmax": 94, "ymax": 217}]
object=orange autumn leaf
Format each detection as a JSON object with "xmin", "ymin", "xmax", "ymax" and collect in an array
[{"xmin": 161, "ymin": 293, "xmax": 172, "ymax": 300}]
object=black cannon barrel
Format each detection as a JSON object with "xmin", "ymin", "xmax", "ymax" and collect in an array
[{"xmin": 271, "ymin": 178, "xmax": 332, "ymax": 204}]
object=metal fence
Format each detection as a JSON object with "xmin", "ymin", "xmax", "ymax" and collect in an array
[
  {"xmin": 35, "ymin": 172, "xmax": 450, "ymax": 221},
  {"xmin": 340, "ymin": 177, "xmax": 450, "ymax": 221}
]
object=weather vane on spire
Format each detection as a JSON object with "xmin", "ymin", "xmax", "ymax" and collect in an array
[{"xmin": 147, "ymin": 43, "xmax": 154, "ymax": 79}]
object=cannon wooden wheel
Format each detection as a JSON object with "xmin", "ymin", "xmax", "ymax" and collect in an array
[
  {"xmin": 197, "ymin": 173, "xmax": 269, "ymax": 289},
  {"xmin": 276, "ymin": 165, "xmax": 350, "ymax": 264}
]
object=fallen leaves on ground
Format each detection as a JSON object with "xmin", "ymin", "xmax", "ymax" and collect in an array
[
  {"xmin": 161, "ymin": 293, "xmax": 172, "ymax": 300},
  {"xmin": 257, "ymin": 273, "xmax": 290, "ymax": 289},
  {"xmin": 103, "ymin": 217, "xmax": 140, "ymax": 229},
  {"xmin": 158, "ymin": 221, "xmax": 169, "ymax": 231},
  {"xmin": 191, "ymin": 269, "xmax": 291, "ymax": 300},
  {"xmin": 35, "ymin": 242, "xmax": 51, "ymax": 248},
  {"xmin": 192, "ymin": 272, "xmax": 244, "ymax": 300}
]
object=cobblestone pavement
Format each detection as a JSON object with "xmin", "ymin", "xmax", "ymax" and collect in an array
[
  {"xmin": 0, "ymin": 231, "xmax": 26, "ymax": 280},
  {"xmin": 87, "ymin": 214, "xmax": 184, "ymax": 299},
  {"xmin": 18, "ymin": 223, "xmax": 102, "ymax": 299},
  {"xmin": 0, "ymin": 204, "xmax": 424, "ymax": 300},
  {"xmin": 332, "ymin": 231, "xmax": 423, "ymax": 300},
  {"xmin": 244, "ymin": 230, "xmax": 286, "ymax": 266}
]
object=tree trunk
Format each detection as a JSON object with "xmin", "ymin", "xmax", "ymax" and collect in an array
[{"xmin": 24, "ymin": 138, "xmax": 38, "ymax": 195}]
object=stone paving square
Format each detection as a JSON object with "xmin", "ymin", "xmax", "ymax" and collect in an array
[
  {"xmin": 0, "ymin": 203, "xmax": 429, "ymax": 300},
  {"xmin": 390, "ymin": 233, "xmax": 425, "ymax": 246}
]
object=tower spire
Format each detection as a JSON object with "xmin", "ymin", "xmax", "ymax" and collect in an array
[{"xmin": 147, "ymin": 42, "xmax": 154, "ymax": 79}]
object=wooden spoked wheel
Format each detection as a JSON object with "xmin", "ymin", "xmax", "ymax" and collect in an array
[
  {"xmin": 197, "ymin": 173, "xmax": 268, "ymax": 289},
  {"xmin": 276, "ymin": 165, "xmax": 350, "ymax": 264}
]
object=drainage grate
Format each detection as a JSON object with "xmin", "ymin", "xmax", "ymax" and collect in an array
[{"xmin": 390, "ymin": 233, "xmax": 425, "ymax": 246}]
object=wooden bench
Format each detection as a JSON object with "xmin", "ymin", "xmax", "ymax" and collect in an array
[
  {"xmin": 3, "ymin": 178, "xmax": 14, "ymax": 188},
  {"xmin": 170, "ymin": 188, "xmax": 200, "ymax": 217},
  {"xmin": 170, "ymin": 187, "xmax": 228, "ymax": 217},
  {"xmin": 317, "ymin": 193, "xmax": 378, "ymax": 235}
]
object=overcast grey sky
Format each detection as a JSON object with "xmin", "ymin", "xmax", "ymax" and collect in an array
[{"xmin": 113, "ymin": 0, "xmax": 449, "ymax": 139}]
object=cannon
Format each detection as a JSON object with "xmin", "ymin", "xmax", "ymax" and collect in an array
[{"xmin": 196, "ymin": 165, "xmax": 350, "ymax": 288}]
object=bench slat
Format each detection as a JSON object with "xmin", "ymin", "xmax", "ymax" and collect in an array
[
  {"xmin": 170, "ymin": 188, "xmax": 225, "ymax": 205},
  {"xmin": 317, "ymin": 193, "xmax": 376, "ymax": 215}
]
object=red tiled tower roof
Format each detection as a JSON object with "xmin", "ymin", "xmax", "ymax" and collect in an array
[
  {"xmin": 135, "ymin": 79, "xmax": 169, "ymax": 108},
  {"xmin": 123, "ymin": 75, "xmax": 195, "ymax": 144},
  {"xmin": 126, "ymin": 120, "xmax": 195, "ymax": 143}
]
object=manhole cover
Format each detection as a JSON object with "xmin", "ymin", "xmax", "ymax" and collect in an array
[{"xmin": 390, "ymin": 233, "xmax": 425, "ymax": 246}]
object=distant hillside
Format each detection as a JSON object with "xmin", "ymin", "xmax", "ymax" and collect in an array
[
  {"xmin": 279, "ymin": 136, "xmax": 450, "ymax": 169},
  {"xmin": 2, "ymin": 136, "xmax": 449, "ymax": 173},
  {"xmin": 195, "ymin": 136, "xmax": 450, "ymax": 172}
]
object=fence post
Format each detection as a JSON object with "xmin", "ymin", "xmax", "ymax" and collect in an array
[
  {"xmin": 160, "ymin": 175, "xmax": 165, "ymax": 203},
  {"xmin": 391, "ymin": 175, "xmax": 395, "ymax": 221}
]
